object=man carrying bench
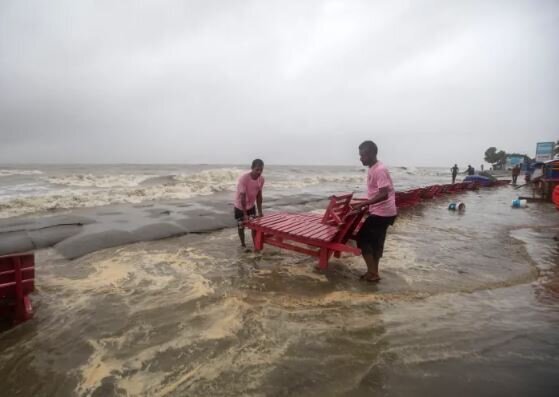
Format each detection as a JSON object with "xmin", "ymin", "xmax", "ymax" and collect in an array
[
  {"xmin": 351, "ymin": 141, "xmax": 397, "ymax": 282},
  {"xmin": 234, "ymin": 159, "xmax": 265, "ymax": 249}
]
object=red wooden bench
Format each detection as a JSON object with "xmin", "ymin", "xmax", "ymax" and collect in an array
[
  {"xmin": 439, "ymin": 183, "xmax": 460, "ymax": 194},
  {"xmin": 463, "ymin": 181, "xmax": 478, "ymax": 190},
  {"xmin": 420, "ymin": 185, "xmax": 441, "ymax": 199},
  {"xmin": 245, "ymin": 194, "xmax": 367, "ymax": 269},
  {"xmin": 0, "ymin": 253, "xmax": 35, "ymax": 325},
  {"xmin": 453, "ymin": 182, "xmax": 467, "ymax": 192},
  {"xmin": 395, "ymin": 188, "xmax": 422, "ymax": 208}
]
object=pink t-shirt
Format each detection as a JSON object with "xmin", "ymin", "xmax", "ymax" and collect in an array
[
  {"xmin": 235, "ymin": 172, "xmax": 265, "ymax": 210},
  {"xmin": 367, "ymin": 161, "xmax": 397, "ymax": 217}
]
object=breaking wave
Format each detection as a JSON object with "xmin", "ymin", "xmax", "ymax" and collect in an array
[
  {"xmin": 45, "ymin": 174, "xmax": 154, "ymax": 188},
  {"xmin": 0, "ymin": 168, "xmax": 244, "ymax": 218},
  {"xmin": 0, "ymin": 169, "xmax": 44, "ymax": 177},
  {"xmin": 0, "ymin": 165, "xmax": 445, "ymax": 218}
]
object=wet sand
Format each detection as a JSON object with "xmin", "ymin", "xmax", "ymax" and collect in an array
[{"xmin": 1, "ymin": 186, "xmax": 558, "ymax": 396}]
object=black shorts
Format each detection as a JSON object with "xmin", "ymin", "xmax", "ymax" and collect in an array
[
  {"xmin": 234, "ymin": 206, "xmax": 256, "ymax": 225},
  {"xmin": 356, "ymin": 215, "xmax": 396, "ymax": 259}
]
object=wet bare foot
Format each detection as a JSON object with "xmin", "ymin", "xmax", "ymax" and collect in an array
[
  {"xmin": 360, "ymin": 272, "xmax": 381, "ymax": 282},
  {"xmin": 238, "ymin": 245, "xmax": 251, "ymax": 254}
]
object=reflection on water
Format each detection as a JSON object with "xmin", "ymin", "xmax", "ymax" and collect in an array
[{"xmin": 1, "ymin": 186, "xmax": 559, "ymax": 396}]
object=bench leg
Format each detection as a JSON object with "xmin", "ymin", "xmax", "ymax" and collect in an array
[
  {"xmin": 13, "ymin": 257, "xmax": 26, "ymax": 325},
  {"xmin": 318, "ymin": 248, "xmax": 330, "ymax": 270},
  {"xmin": 23, "ymin": 295, "xmax": 33, "ymax": 321},
  {"xmin": 254, "ymin": 230, "xmax": 264, "ymax": 251}
]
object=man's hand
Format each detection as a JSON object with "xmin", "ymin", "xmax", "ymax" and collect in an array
[{"xmin": 350, "ymin": 202, "xmax": 364, "ymax": 211}]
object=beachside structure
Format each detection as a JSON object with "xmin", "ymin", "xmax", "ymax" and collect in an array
[
  {"xmin": 505, "ymin": 154, "xmax": 531, "ymax": 170},
  {"xmin": 541, "ymin": 159, "xmax": 559, "ymax": 201},
  {"xmin": 535, "ymin": 141, "xmax": 556, "ymax": 163}
]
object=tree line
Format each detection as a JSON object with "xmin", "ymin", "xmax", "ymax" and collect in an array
[{"xmin": 485, "ymin": 141, "xmax": 558, "ymax": 168}]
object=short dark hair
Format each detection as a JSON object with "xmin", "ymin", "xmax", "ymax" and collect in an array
[
  {"xmin": 359, "ymin": 140, "xmax": 378, "ymax": 156},
  {"xmin": 251, "ymin": 159, "xmax": 264, "ymax": 168}
]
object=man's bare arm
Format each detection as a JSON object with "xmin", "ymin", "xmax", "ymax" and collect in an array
[
  {"xmin": 240, "ymin": 193, "xmax": 248, "ymax": 219},
  {"xmin": 352, "ymin": 187, "xmax": 389, "ymax": 209},
  {"xmin": 256, "ymin": 190, "xmax": 263, "ymax": 217}
]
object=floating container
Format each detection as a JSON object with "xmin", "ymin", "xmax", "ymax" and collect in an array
[
  {"xmin": 448, "ymin": 202, "xmax": 466, "ymax": 211},
  {"xmin": 511, "ymin": 199, "xmax": 527, "ymax": 208}
]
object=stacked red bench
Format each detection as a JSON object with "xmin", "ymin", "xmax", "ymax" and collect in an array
[{"xmin": 0, "ymin": 253, "xmax": 35, "ymax": 325}]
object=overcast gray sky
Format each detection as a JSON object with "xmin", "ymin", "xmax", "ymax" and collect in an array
[{"xmin": 1, "ymin": 0, "xmax": 558, "ymax": 166}]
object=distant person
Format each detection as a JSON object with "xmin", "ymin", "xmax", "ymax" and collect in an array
[
  {"xmin": 480, "ymin": 164, "xmax": 484, "ymax": 172},
  {"xmin": 451, "ymin": 164, "xmax": 459, "ymax": 183},
  {"xmin": 234, "ymin": 159, "xmax": 265, "ymax": 248},
  {"xmin": 531, "ymin": 164, "xmax": 543, "ymax": 181},
  {"xmin": 524, "ymin": 163, "xmax": 543, "ymax": 183},
  {"xmin": 351, "ymin": 140, "xmax": 397, "ymax": 282},
  {"xmin": 529, "ymin": 164, "xmax": 544, "ymax": 197},
  {"xmin": 524, "ymin": 170, "xmax": 531, "ymax": 184},
  {"xmin": 512, "ymin": 164, "xmax": 521, "ymax": 185},
  {"xmin": 467, "ymin": 165, "xmax": 475, "ymax": 176}
]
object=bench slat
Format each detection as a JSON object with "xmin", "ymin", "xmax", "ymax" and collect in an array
[
  {"xmin": 268, "ymin": 218, "xmax": 303, "ymax": 232},
  {"xmin": 0, "ymin": 254, "xmax": 35, "ymax": 272},
  {"xmin": 280, "ymin": 220, "xmax": 324, "ymax": 235},
  {"xmin": 257, "ymin": 213, "xmax": 296, "ymax": 228},
  {"xmin": 0, "ymin": 279, "xmax": 34, "ymax": 297}
]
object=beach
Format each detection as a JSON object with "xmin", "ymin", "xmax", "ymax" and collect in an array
[{"xmin": 1, "ymin": 164, "xmax": 558, "ymax": 396}]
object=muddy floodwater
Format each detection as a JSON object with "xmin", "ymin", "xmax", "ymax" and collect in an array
[{"xmin": 1, "ymin": 165, "xmax": 558, "ymax": 396}]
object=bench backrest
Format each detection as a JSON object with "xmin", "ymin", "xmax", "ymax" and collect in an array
[
  {"xmin": 321, "ymin": 193, "xmax": 353, "ymax": 226},
  {"xmin": 320, "ymin": 194, "xmax": 367, "ymax": 244},
  {"xmin": 0, "ymin": 254, "xmax": 35, "ymax": 299},
  {"xmin": 332, "ymin": 206, "xmax": 367, "ymax": 244}
]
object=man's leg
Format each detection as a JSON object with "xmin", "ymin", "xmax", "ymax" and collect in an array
[
  {"xmin": 361, "ymin": 219, "xmax": 392, "ymax": 282},
  {"xmin": 362, "ymin": 252, "xmax": 380, "ymax": 279},
  {"xmin": 235, "ymin": 208, "xmax": 246, "ymax": 247},
  {"xmin": 238, "ymin": 224, "xmax": 246, "ymax": 247}
]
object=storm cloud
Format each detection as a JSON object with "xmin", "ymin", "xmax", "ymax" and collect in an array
[{"xmin": 1, "ymin": 0, "xmax": 558, "ymax": 166}]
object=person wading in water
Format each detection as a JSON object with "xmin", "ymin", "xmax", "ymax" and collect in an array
[
  {"xmin": 351, "ymin": 141, "xmax": 397, "ymax": 282},
  {"xmin": 451, "ymin": 164, "xmax": 459, "ymax": 183}
]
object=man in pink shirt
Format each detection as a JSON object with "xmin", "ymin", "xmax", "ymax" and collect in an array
[
  {"xmin": 234, "ymin": 159, "xmax": 265, "ymax": 248},
  {"xmin": 351, "ymin": 141, "xmax": 397, "ymax": 282}
]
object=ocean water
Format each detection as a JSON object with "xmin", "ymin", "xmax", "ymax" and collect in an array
[
  {"xmin": 0, "ymin": 164, "xmax": 558, "ymax": 396},
  {"xmin": 0, "ymin": 164, "xmax": 444, "ymax": 218}
]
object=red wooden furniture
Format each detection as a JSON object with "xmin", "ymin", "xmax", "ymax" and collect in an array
[
  {"xmin": 553, "ymin": 185, "xmax": 559, "ymax": 209},
  {"xmin": 420, "ymin": 185, "xmax": 441, "ymax": 199},
  {"xmin": 453, "ymin": 182, "xmax": 467, "ymax": 192},
  {"xmin": 463, "ymin": 181, "xmax": 478, "ymax": 190},
  {"xmin": 395, "ymin": 189, "xmax": 422, "ymax": 208},
  {"xmin": 0, "ymin": 253, "xmax": 35, "ymax": 325},
  {"xmin": 245, "ymin": 194, "xmax": 367, "ymax": 269},
  {"xmin": 439, "ymin": 184, "xmax": 460, "ymax": 194}
]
